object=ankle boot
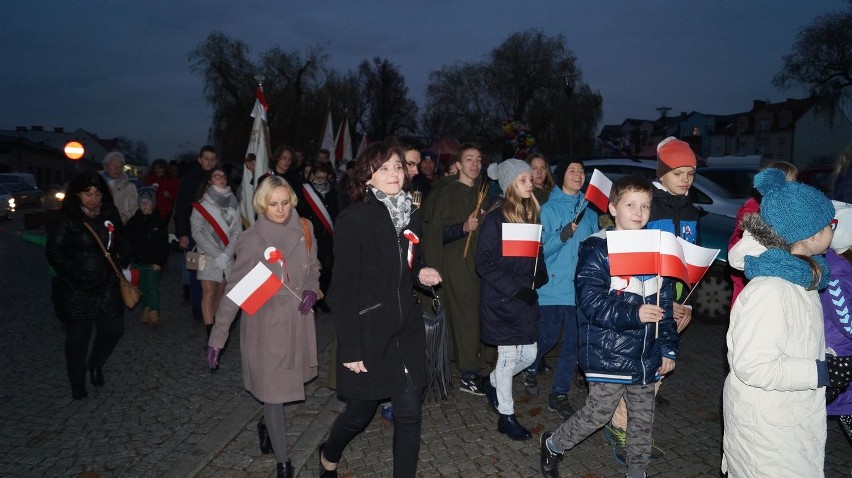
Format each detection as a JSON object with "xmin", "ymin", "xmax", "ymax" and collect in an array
[
  {"xmin": 147, "ymin": 310, "xmax": 160, "ymax": 328},
  {"xmin": 89, "ymin": 365, "xmax": 104, "ymax": 387},
  {"xmin": 276, "ymin": 460, "xmax": 293, "ymax": 478},
  {"xmin": 141, "ymin": 307, "xmax": 150, "ymax": 323},
  {"xmin": 318, "ymin": 442, "xmax": 338, "ymax": 477},
  {"xmin": 498, "ymin": 413, "xmax": 532, "ymax": 441}
]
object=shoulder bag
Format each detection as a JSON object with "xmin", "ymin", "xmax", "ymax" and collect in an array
[{"xmin": 83, "ymin": 222, "xmax": 142, "ymax": 309}]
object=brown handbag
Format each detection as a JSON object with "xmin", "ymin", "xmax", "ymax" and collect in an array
[{"xmin": 83, "ymin": 222, "xmax": 142, "ymax": 309}]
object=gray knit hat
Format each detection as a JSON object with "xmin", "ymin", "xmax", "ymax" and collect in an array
[{"xmin": 487, "ymin": 159, "xmax": 531, "ymax": 192}]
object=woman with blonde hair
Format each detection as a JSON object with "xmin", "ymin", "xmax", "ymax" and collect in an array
[
  {"xmin": 207, "ymin": 176, "xmax": 320, "ymax": 478},
  {"xmin": 526, "ymin": 152, "xmax": 555, "ymax": 205}
]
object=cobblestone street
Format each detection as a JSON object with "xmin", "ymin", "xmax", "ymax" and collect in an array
[{"xmin": 0, "ymin": 213, "xmax": 849, "ymax": 477}]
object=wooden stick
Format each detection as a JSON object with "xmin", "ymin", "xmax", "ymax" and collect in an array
[{"xmin": 462, "ymin": 180, "xmax": 490, "ymax": 258}]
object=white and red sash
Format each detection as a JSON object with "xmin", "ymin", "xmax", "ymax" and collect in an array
[
  {"xmin": 302, "ymin": 184, "xmax": 334, "ymax": 236},
  {"xmin": 192, "ymin": 201, "xmax": 230, "ymax": 247}
]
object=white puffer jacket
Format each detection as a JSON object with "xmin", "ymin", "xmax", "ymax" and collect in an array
[{"xmin": 721, "ymin": 232, "xmax": 827, "ymax": 477}]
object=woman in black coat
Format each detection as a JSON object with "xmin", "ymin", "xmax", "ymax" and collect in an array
[
  {"xmin": 320, "ymin": 140, "xmax": 442, "ymax": 478},
  {"xmin": 46, "ymin": 171, "xmax": 130, "ymax": 400}
]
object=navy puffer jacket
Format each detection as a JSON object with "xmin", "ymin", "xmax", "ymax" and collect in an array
[
  {"xmin": 476, "ymin": 207, "xmax": 546, "ymax": 346},
  {"xmin": 576, "ymin": 232, "xmax": 678, "ymax": 385}
]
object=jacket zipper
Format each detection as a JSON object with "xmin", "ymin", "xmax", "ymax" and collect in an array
[
  {"xmin": 395, "ymin": 338, "xmax": 416, "ymax": 392},
  {"xmin": 358, "ymin": 303, "xmax": 381, "ymax": 315}
]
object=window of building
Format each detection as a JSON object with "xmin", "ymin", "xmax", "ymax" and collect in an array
[
  {"xmin": 780, "ymin": 111, "xmax": 792, "ymax": 127},
  {"xmin": 757, "ymin": 118, "xmax": 770, "ymax": 131},
  {"xmin": 692, "ymin": 126, "xmax": 701, "ymax": 136}
]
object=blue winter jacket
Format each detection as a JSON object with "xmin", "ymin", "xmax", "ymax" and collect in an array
[
  {"xmin": 537, "ymin": 188, "xmax": 599, "ymax": 306},
  {"xmin": 646, "ymin": 182, "xmax": 700, "ymax": 244},
  {"xmin": 576, "ymin": 231, "xmax": 679, "ymax": 385},
  {"xmin": 476, "ymin": 207, "xmax": 546, "ymax": 346}
]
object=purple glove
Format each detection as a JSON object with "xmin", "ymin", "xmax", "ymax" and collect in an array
[
  {"xmin": 298, "ymin": 290, "xmax": 318, "ymax": 315},
  {"xmin": 207, "ymin": 346, "xmax": 221, "ymax": 372}
]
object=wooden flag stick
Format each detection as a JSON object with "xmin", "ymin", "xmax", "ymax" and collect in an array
[{"xmin": 462, "ymin": 180, "xmax": 490, "ymax": 258}]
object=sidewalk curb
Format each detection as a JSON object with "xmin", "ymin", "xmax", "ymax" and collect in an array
[{"xmin": 286, "ymin": 390, "xmax": 344, "ymax": 476}]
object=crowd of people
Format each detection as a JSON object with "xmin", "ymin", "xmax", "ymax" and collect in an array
[{"xmin": 43, "ymin": 137, "xmax": 852, "ymax": 478}]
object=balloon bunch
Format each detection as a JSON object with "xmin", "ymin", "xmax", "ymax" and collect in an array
[{"xmin": 501, "ymin": 119, "xmax": 537, "ymax": 159}]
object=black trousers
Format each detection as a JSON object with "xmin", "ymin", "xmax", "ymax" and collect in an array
[
  {"xmin": 324, "ymin": 386, "xmax": 423, "ymax": 478},
  {"xmin": 64, "ymin": 314, "xmax": 124, "ymax": 387}
]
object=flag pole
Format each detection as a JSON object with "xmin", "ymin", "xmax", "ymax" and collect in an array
[{"xmin": 655, "ymin": 230, "xmax": 661, "ymax": 339}]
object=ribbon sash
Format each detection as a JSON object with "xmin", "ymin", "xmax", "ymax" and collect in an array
[
  {"xmin": 192, "ymin": 201, "xmax": 230, "ymax": 247},
  {"xmin": 302, "ymin": 184, "xmax": 334, "ymax": 236}
]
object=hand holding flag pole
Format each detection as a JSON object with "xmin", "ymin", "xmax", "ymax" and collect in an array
[{"xmin": 463, "ymin": 179, "xmax": 490, "ymax": 258}]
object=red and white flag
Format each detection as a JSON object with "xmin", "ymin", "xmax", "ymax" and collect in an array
[
  {"xmin": 226, "ymin": 262, "xmax": 282, "ymax": 315},
  {"xmin": 502, "ymin": 223, "xmax": 542, "ymax": 258},
  {"xmin": 334, "ymin": 115, "xmax": 353, "ymax": 167},
  {"xmin": 122, "ymin": 268, "xmax": 140, "ymax": 286},
  {"xmin": 607, "ymin": 229, "xmax": 719, "ymax": 286},
  {"xmin": 302, "ymin": 184, "xmax": 333, "ymax": 236},
  {"xmin": 586, "ymin": 169, "xmax": 612, "ymax": 213},
  {"xmin": 320, "ymin": 110, "xmax": 335, "ymax": 157}
]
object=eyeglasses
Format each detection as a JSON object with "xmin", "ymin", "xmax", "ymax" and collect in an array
[
  {"xmin": 830, "ymin": 219, "xmax": 838, "ymax": 231},
  {"xmin": 211, "ymin": 173, "xmax": 226, "ymax": 179}
]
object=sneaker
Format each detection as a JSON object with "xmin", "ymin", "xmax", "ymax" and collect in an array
[
  {"xmin": 380, "ymin": 405, "xmax": 394, "ymax": 424},
  {"xmin": 459, "ymin": 376, "xmax": 485, "ymax": 396},
  {"xmin": 522, "ymin": 371, "xmax": 539, "ymax": 396},
  {"xmin": 547, "ymin": 393, "xmax": 575, "ymax": 420},
  {"xmin": 603, "ymin": 425, "xmax": 665, "ymax": 466},
  {"xmin": 539, "ymin": 431, "xmax": 563, "ymax": 477}
]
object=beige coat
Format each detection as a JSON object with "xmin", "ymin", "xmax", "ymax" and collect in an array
[{"xmin": 209, "ymin": 213, "xmax": 320, "ymax": 403}]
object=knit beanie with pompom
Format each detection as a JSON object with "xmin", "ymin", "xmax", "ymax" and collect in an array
[{"xmin": 755, "ymin": 168, "xmax": 834, "ymax": 244}]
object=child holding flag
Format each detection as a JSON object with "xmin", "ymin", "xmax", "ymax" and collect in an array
[
  {"xmin": 540, "ymin": 175, "xmax": 678, "ymax": 478},
  {"xmin": 476, "ymin": 159, "xmax": 548, "ymax": 441},
  {"xmin": 124, "ymin": 186, "xmax": 169, "ymax": 327}
]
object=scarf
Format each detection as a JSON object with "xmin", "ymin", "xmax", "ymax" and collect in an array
[
  {"xmin": 80, "ymin": 205, "xmax": 101, "ymax": 218},
  {"xmin": 370, "ymin": 186, "xmax": 411, "ymax": 234},
  {"xmin": 203, "ymin": 187, "xmax": 239, "ymax": 226},
  {"xmin": 312, "ymin": 180, "xmax": 331, "ymax": 196},
  {"xmin": 744, "ymin": 248, "xmax": 830, "ymax": 290}
]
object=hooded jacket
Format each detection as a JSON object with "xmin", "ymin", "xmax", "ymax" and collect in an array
[
  {"xmin": 722, "ymin": 232, "xmax": 827, "ymax": 477},
  {"xmin": 819, "ymin": 249, "xmax": 852, "ymax": 416},
  {"xmin": 575, "ymin": 231, "xmax": 678, "ymax": 385},
  {"xmin": 537, "ymin": 187, "xmax": 598, "ymax": 306},
  {"xmin": 646, "ymin": 182, "xmax": 700, "ymax": 244}
]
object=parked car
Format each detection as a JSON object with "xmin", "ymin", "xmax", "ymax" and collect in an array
[
  {"xmin": 0, "ymin": 183, "xmax": 15, "ymax": 219},
  {"xmin": 695, "ymin": 166, "xmax": 759, "ymax": 201},
  {"xmin": 0, "ymin": 172, "xmax": 37, "ymax": 188},
  {"xmin": 580, "ymin": 158, "xmax": 741, "ymax": 320},
  {"xmin": 5, "ymin": 182, "xmax": 44, "ymax": 208}
]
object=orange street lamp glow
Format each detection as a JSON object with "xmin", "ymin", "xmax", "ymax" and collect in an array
[{"xmin": 64, "ymin": 141, "xmax": 85, "ymax": 160}]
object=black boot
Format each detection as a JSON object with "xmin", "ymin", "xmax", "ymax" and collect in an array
[
  {"xmin": 89, "ymin": 365, "xmax": 104, "ymax": 387},
  {"xmin": 276, "ymin": 460, "xmax": 293, "ymax": 478},
  {"xmin": 257, "ymin": 416, "xmax": 272, "ymax": 454},
  {"xmin": 71, "ymin": 383, "xmax": 88, "ymax": 400},
  {"xmin": 498, "ymin": 414, "xmax": 532, "ymax": 441},
  {"xmin": 540, "ymin": 431, "xmax": 563, "ymax": 477},
  {"xmin": 318, "ymin": 442, "xmax": 338, "ymax": 477}
]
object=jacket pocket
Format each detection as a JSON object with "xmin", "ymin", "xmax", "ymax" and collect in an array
[{"xmin": 359, "ymin": 302, "xmax": 382, "ymax": 315}]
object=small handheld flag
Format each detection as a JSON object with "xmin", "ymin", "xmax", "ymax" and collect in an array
[
  {"xmin": 502, "ymin": 223, "xmax": 542, "ymax": 258},
  {"xmin": 586, "ymin": 169, "xmax": 612, "ymax": 213}
]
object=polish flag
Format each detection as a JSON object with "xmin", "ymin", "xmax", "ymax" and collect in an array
[
  {"xmin": 586, "ymin": 169, "xmax": 612, "ymax": 213},
  {"xmin": 334, "ymin": 115, "xmax": 353, "ymax": 167},
  {"xmin": 122, "ymin": 268, "xmax": 140, "ymax": 286},
  {"xmin": 242, "ymin": 86, "xmax": 272, "ymax": 226},
  {"xmin": 226, "ymin": 262, "xmax": 282, "ymax": 315},
  {"xmin": 607, "ymin": 230, "xmax": 719, "ymax": 286},
  {"xmin": 502, "ymin": 223, "xmax": 542, "ymax": 257}
]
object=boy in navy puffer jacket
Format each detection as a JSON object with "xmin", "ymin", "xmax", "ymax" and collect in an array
[{"xmin": 540, "ymin": 175, "xmax": 678, "ymax": 478}]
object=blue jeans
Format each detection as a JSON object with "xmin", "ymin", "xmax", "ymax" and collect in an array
[{"xmin": 527, "ymin": 305, "xmax": 578, "ymax": 395}]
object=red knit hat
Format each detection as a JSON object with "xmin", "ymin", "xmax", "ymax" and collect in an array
[{"xmin": 656, "ymin": 137, "xmax": 696, "ymax": 178}]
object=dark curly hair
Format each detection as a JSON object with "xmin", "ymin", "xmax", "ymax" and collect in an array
[
  {"xmin": 346, "ymin": 139, "xmax": 406, "ymax": 203},
  {"xmin": 62, "ymin": 171, "xmax": 115, "ymax": 217}
]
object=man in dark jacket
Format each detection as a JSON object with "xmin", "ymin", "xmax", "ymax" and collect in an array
[{"xmin": 173, "ymin": 145, "xmax": 218, "ymax": 319}]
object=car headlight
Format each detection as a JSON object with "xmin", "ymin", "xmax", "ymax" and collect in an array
[
  {"xmin": 8, "ymin": 198, "xmax": 14, "ymax": 206},
  {"xmin": 55, "ymin": 191, "xmax": 65, "ymax": 201}
]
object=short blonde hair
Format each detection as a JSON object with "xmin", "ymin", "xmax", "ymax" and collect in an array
[{"xmin": 253, "ymin": 176, "xmax": 298, "ymax": 214}]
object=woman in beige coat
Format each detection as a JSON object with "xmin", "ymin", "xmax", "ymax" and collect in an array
[{"xmin": 207, "ymin": 176, "xmax": 320, "ymax": 478}]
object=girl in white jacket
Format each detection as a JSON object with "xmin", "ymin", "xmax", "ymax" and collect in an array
[{"xmin": 723, "ymin": 168, "xmax": 852, "ymax": 477}]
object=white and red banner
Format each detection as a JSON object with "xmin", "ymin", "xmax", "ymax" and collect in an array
[
  {"xmin": 302, "ymin": 184, "xmax": 334, "ymax": 236},
  {"xmin": 606, "ymin": 229, "xmax": 719, "ymax": 286},
  {"xmin": 502, "ymin": 223, "xmax": 542, "ymax": 258},
  {"xmin": 192, "ymin": 201, "xmax": 230, "ymax": 247},
  {"xmin": 334, "ymin": 115, "xmax": 353, "ymax": 167},
  {"xmin": 586, "ymin": 169, "xmax": 612, "ymax": 213},
  {"xmin": 226, "ymin": 262, "xmax": 282, "ymax": 315},
  {"xmin": 243, "ymin": 86, "xmax": 271, "ymax": 226},
  {"xmin": 320, "ymin": 110, "xmax": 335, "ymax": 156}
]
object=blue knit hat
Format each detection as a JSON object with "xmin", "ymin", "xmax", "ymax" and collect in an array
[{"xmin": 755, "ymin": 168, "xmax": 833, "ymax": 244}]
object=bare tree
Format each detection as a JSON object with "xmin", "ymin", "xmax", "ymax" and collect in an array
[
  {"xmin": 774, "ymin": 6, "xmax": 852, "ymax": 111},
  {"xmin": 358, "ymin": 58, "xmax": 419, "ymax": 140}
]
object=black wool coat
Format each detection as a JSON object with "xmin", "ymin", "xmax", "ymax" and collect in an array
[
  {"xmin": 46, "ymin": 204, "xmax": 130, "ymax": 321},
  {"xmin": 125, "ymin": 210, "xmax": 169, "ymax": 266},
  {"xmin": 328, "ymin": 192, "xmax": 427, "ymax": 400}
]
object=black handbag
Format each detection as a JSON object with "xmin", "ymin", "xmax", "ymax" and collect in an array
[{"xmin": 422, "ymin": 287, "xmax": 451, "ymax": 402}]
